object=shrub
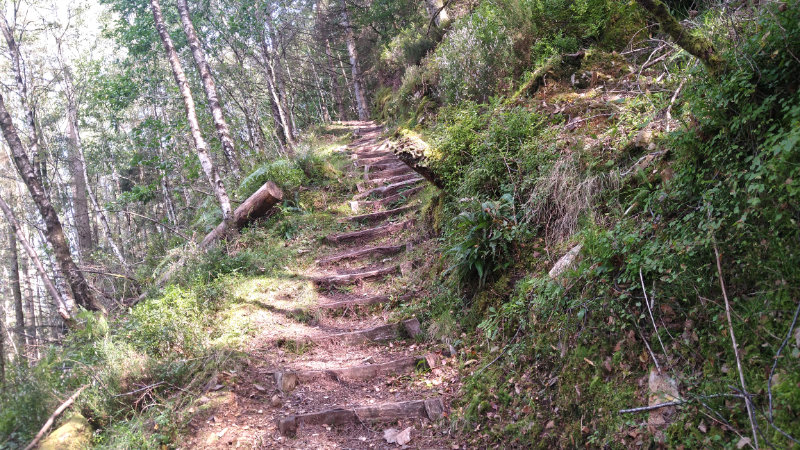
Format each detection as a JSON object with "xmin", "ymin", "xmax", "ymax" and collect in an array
[
  {"xmin": 237, "ymin": 159, "xmax": 306, "ymax": 198},
  {"xmin": 446, "ymin": 194, "xmax": 523, "ymax": 286}
]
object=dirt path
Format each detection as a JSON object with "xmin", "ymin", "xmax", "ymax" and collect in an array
[{"xmin": 182, "ymin": 122, "xmax": 460, "ymax": 449}]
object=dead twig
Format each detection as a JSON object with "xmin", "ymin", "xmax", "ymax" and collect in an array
[
  {"xmin": 619, "ymin": 393, "xmax": 744, "ymax": 414},
  {"xmin": 640, "ymin": 268, "xmax": 669, "ymax": 371},
  {"xmin": 24, "ymin": 385, "xmax": 88, "ymax": 450},
  {"xmin": 714, "ymin": 243, "xmax": 759, "ymax": 449}
]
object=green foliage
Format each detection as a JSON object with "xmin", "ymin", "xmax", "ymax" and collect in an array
[
  {"xmin": 432, "ymin": 4, "xmax": 512, "ymax": 103},
  {"xmin": 237, "ymin": 159, "xmax": 306, "ymax": 199},
  {"xmin": 446, "ymin": 194, "xmax": 522, "ymax": 287}
]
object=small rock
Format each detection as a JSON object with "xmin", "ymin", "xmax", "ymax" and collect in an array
[
  {"xmin": 271, "ymin": 394, "xmax": 283, "ymax": 407},
  {"xmin": 548, "ymin": 244, "xmax": 582, "ymax": 279}
]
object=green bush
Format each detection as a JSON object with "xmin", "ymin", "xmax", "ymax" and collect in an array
[
  {"xmin": 237, "ymin": 158, "xmax": 306, "ymax": 198},
  {"xmin": 446, "ymin": 194, "xmax": 523, "ymax": 286}
]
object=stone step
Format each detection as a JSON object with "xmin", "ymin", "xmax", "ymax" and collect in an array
[
  {"xmin": 352, "ymin": 150, "xmax": 393, "ymax": 160},
  {"xmin": 313, "ymin": 318, "xmax": 422, "ymax": 345},
  {"xmin": 354, "ymin": 178, "xmax": 423, "ymax": 201},
  {"xmin": 324, "ymin": 219, "xmax": 414, "ymax": 245},
  {"xmin": 340, "ymin": 205, "xmax": 417, "ymax": 224},
  {"xmin": 278, "ymin": 397, "xmax": 445, "ymax": 436},
  {"xmin": 313, "ymin": 265, "xmax": 398, "ymax": 286},
  {"xmin": 316, "ymin": 243, "xmax": 407, "ymax": 265}
]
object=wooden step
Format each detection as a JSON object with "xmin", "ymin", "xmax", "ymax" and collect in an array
[
  {"xmin": 362, "ymin": 172, "xmax": 420, "ymax": 189},
  {"xmin": 355, "ymin": 156, "xmax": 396, "ymax": 167},
  {"xmin": 340, "ymin": 205, "xmax": 417, "ymax": 224},
  {"xmin": 365, "ymin": 165, "xmax": 414, "ymax": 181},
  {"xmin": 351, "ymin": 185, "xmax": 425, "ymax": 212},
  {"xmin": 363, "ymin": 161, "xmax": 406, "ymax": 172},
  {"xmin": 278, "ymin": 397, "xmax": 445, "ymax": 436},
  {"xmin": 324, "ymin": 219, "xmax": 414, "ymax": 245},
  {"xmin": 273, "ymin": 354, "xmax": 438, "ymax": 392},
  {"xmin": 354, "ymin": 178, "xmax": 423, "ymax": 200},
  {"xmin": 316, "ymin": 243, "xmax": 407, "ymax": 265},
  {"xmin": 318, "ymin": 293, "xmax": 413, "ymax": 310},
  {"xmin": 312, "ymin": 265, "xmax": 398, "ymax": 286},
  {"xmin": 352, "ymin": 150, "xmax": 393, "ymax": 160},
  {"xmin": 314, "ymin": 318, "xmax": 422, "ymax": 345}
]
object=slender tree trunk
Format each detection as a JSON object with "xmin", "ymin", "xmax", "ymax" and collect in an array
[
  {"xmin": 0, "ymin": 195, "xmax": 72, "ymax": 323},
  {"xmin": 175, "ymin": 0, "xmax": 241, "ymax": 178},
  {"xmin": 0, "ymin": 15, "xmax": 48, "ymax": 195},
  {"xmin": 67, "ymin": 123, "xmax": 92, "ymax": 264},
  {"xmin": 57, "ymin": 47, "xmax": 131, "ymax": 275},
  {"xmin": 0, "ymin": 93, "xmax": 103, "ymax": 313},
  {"xmin": 634, "ymin": 0, "xmax": 725, "ymax": 76},
  {"xmin": 7, "ymin": 221, "xmax": 25, "ymax": 354},
  {"xmin": 260, "ymin": 34, "xmax": 296, "ymax": 151},
  {"xmin": 325, "ymin": 39, "xmax": 346, "ymax": 121},
  {"xmin": 342, "ymin": 5, "xmax": 369, "ymax": 121},
  {"xmin": 150, "ymin": 0, "xmax": 235, "ymax": 239}
]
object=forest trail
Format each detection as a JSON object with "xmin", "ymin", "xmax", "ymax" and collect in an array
[{"xmin": 182, "ymin": 122, "xmax": 460, "ymax": 449}]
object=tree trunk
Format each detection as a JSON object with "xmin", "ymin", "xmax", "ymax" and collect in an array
[
  {"xmin": 259, "ymin": 30, "xmax": 296, "ymax": 152},
  {"xmin": 7, "ymin": 221, "xmax": 25, "ymax": 354},
  {"xmin": 0, "ymin": 195, "xmax": 73, "ymax": 323},
  {"xmin": 57, "ymin": 45, "xmax": 131, "ymax": 275},
  {"xmin": 0, "ymin": 14, "xmax": 48, "ymax": 195},
  {"xmin": 0, "ymin": 93, "xmax": 103, "ymax": 313},
  {"xmin": 201, "ymin": 181, "xmax": 283, "ymax": 248},
  {"xmin": 342, "ymin": 5, "xmax": 369, "ymax": 121},
  {"xmin": 634, "ymin": 0, "xmax": 725, "ymax": 76},
  {"xmin": 150, "ymin": 0, "xmax": 235, "ymax": 240},
  {"xmin": 325, "ymin": 39, "xmax": 347, "ymax": 121},
  {"xmin": 424, "ymin": 0, "xmax": 450, "ymax": 28},
  {"xmin": 67, "ymin": 121, "xmax": 92, "ymax": 264},
  {"xmin": 175, "ymin": 0, "xmax": 242, "ymax": 178}
]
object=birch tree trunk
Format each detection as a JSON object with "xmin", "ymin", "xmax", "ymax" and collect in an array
[
  {"xmin": 6, "ymin": 221, "xmax": 25, "ymax": 354},
  {"xmin": 0, "ymin": 14, "xmax": 48, "ymax": 195},
  {"xmin": 260, "ymin": 38, "xmax": 296, "ymax": 152},
  {"xmin": 149, "ymin": 0, "xmax": 235, "ymax": 239},
  {"xmin": 342, "ymin": 5, "xmax": 369, "ymax": 121},
  {"xmin": 0, "ymin": 93, "xmax": 103, "ymax": 313},
  {"xmin": 175, "ymin": 0, "xmax": 241, "ymax": 178},
  {"xmin": 57, "ymin": 45, "xmax": 132, "ymax": 275},
  {"xmin": 325, "ymin": 39, "xmax": 347, "ymax": 120}
]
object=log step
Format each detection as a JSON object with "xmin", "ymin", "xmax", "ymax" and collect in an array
[
  {"xmin": 314, "ymin": 318, "xmax": 422, "ymax": 345},
  {"xmin": 313, "ymin": 265, "xmax": 398, "ymax": 286},
  {"xmin": 273, "ymin": 354, "xmax": 437, "ymax": 392},
  {"xmin": 351, "ymin": 185, "xmax": 425, "ymax": 212},
  {"xmin": 362, "ymin": 172, "xmax": 420, "ymax": 189},
  {"xmin": 316, "ymin": 243, "xmax": 407, "ymax": 265},
  {"xmin": 340, "ymin": 205, "xmax": 417, "ymax": 224},
  {"xmin": 354, "ymin": 178, "xmax": 423, "ymax": 200},
  {"xmin": 278, "ymin": 397, "xmax": 445, "ymax": 436},
  {"xmin": 355, "ymin": 156, "xmax": 397, "ymax": 167},
  {"xmin": 363, "ymin": 161, "xmax": 406, "ymax": 172},
  {"xmin": 324, "ymin": 219, "xmax": 414, "ymax": 245},
  {"xmin": 318, "ymin": 293, "xmax": 412, "ymax": 310},
  {"xmin": 364, "ymin": 165, "xmax": 414, "ymax": 181},
  {"xmin": 352, "ymin": 150, "xmax": 393, "ymax": 160}
]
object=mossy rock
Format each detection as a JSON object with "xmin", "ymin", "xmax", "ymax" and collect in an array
[{"xmin": 40, "ymin": 413, "xmax": 93, "ymax": 450}]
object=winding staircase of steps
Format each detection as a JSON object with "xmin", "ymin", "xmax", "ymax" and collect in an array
[
  {"xmin": 271, "ymin": 121, "xmax": 453, "ymax": 447},
  {"xmin": 185, "ymin": 121, "xmax": 458, "ymax": 449}
]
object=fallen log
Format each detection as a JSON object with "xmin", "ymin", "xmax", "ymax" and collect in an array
[
  {"xmin": 201, "ymin": 181, "xmax": 283, "ymax": 248},
  {"xmin": 25, "ymin": 385, "xmax": 88, "ymax": 450}
]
